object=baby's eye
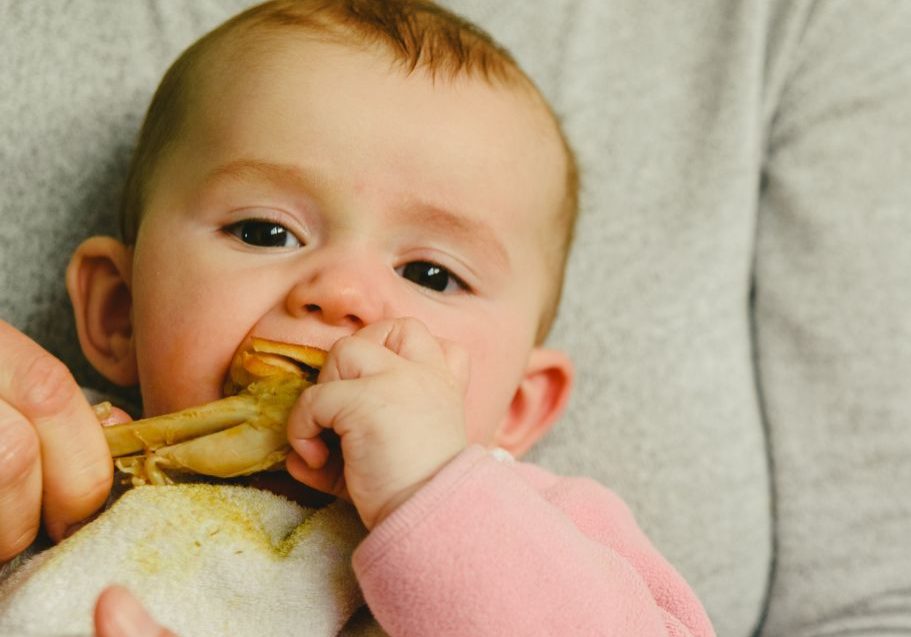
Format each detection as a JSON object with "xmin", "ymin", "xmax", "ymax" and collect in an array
[
  {"xmin": 224, "ymin": 220, "xmax": 301, "ymax": 248},
  {"xmin": 397, "ymin": 261, "xmax": 468, "ymax": 293}
]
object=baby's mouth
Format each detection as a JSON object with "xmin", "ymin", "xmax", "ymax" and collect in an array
[
  {"xmin": 223, "ymin": 338, "xmax": 334, "ymax": 507},
  {"xmin": 102, "ymin": 338, "xmax": 327, "ymax": 494},
  {"xmin": 224, "ymin": 336, "xmax": 325, "ymax": 394}
]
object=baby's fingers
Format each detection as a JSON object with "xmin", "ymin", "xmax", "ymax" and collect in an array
[
  {"xmin": 286, "ymin": 382, "xmax": 351, "ymax": 493},
  {"xmin": 356, "ymin": 317, "xmax": 447, "ymax": 368},
  {"xmin": 289, "ymin": 435, "xmax": 331, "ymax": 471},
  {"xmin": 319, "ymin": 318, "xmax": 445, "ymax": 386},
  {"xmin": 288, "ymin": 379, "xmax": 358, "ymax": 441},
  {"xmin": 321, "ymin": 318, "xmax": 463, "ymax": 387},
  {"xmin": 285, "ymin": 449, "xmax": 348, "ymax": 501}
]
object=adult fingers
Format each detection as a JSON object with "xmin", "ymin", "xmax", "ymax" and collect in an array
[
  {"xmin": 0, "ymin": 321, "xmax": 112, "ymax": 542},
  {"xmin": 94, "ymin": 585, "xmax": 178, "ymax": 637},
  {"xmin": 0, "ymin": 400, "xmax": 41, "ymax": 562}
]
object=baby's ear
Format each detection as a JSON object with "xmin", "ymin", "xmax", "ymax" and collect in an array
[
  {"xmin": 66, "ymin": 236, "xmax": 138, "ymax": 386},
  {"xmin": 494, "ymin": 348, "xmax": 574, "ymax": 458}
]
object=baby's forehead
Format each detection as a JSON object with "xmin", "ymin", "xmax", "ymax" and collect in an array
[
  {"xmin": 202, "ymin": 30, "xmax": 569, "ymax": 210},
  {"xmin": 189, "ymin": 28, "xmax": 565, "ymax": 164}
]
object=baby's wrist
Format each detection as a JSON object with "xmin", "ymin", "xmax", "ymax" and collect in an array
[
  {"xmin": 369, "ymin": 478, "xmax": 430, "ymax": 530},
  {"xmin": 367, "ymin": 443, "xmax": 465, "ymax": 529}
]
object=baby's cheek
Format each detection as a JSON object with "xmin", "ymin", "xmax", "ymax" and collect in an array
[
  {"xmin": 460, "ymin": 321, "xmax": 536, "ymax": 445},
  {"xmin": 461, "ymin": 368, "xmax": 512, "ymax": 446},
  {"xmin": 134, "ymin": 318, "xmax": 233, "ymax": 416}
]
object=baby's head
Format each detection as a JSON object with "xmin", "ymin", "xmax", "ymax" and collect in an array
[{"xmin": 69, "ymin": 0, "xmax": 578, "ymax": 456}]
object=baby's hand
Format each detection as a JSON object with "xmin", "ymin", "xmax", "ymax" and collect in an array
[
  {"xmin": 286, "ymin": 318, "xmax": 469, "ymax": 529},
  {"xmin": 0, "ymin": 320, "xmax": 115, "ymax": 561}
]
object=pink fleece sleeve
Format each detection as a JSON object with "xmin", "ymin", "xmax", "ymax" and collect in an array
[{"xmin": 352, "ymin": 446, "xmax": 715, "ymax": 636}]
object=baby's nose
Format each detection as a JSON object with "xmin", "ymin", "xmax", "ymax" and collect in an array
[
  {"xmin": 285, "ymin": 258, "xmax": 386, "ymax": 329},
  {"xmin": 300, "ymin": 300, "xmax": 363, "ymax": 329}
]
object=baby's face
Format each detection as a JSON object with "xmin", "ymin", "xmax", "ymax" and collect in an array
[{"xmin": 129, "ymin": 37, "xmax": 567, "ymax": 445}]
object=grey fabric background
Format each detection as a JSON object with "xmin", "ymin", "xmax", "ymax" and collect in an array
[{"xmin": 1, "ymin": 2, "xmax": 909, "ymax": 635}]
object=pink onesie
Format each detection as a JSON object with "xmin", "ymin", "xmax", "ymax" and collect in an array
[{"xmin": 354, "ymin": 445, "xmax": 715, "ymax": 636}]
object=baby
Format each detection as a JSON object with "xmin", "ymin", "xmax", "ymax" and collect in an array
[{"xmin": 0, "ymin": 1, "xmax": 714, "ymax": 635}]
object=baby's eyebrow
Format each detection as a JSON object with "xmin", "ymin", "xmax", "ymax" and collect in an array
[
  {"xmin": 203, "ymin": 159, "xmax": 316, "ymax": 191},
  {"xmin": 393, "ymin": 204, "xmax": 510, "ymax": 272},
  {"xmin": 203, "ymin": 158, "xmax": 510, "ymax": 271}
]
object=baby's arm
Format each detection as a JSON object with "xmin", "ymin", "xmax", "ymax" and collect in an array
[
  {"xmin": 0, "ymin": 320, "xmax": 113, "ymax": 561},
  {"xmin": 285, "ymin": 317, "xmax": 712, "ymax": 635},
  {"xmin": 353, "ymin": 448, "xmax": 715, "ymax": 636}
]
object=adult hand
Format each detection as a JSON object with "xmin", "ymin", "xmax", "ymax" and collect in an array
[
  {"xmin": 95, "ymin": 586, "xmax": 177, "ymax": 637},
  {"xmin": 0, "ymin": 320, "xmax": 114, "ymax": 561}
]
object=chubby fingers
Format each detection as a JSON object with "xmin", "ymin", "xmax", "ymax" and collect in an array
[
  {"xmin": 370, "ymin": 317, "xmax": 470, "ymax": 391},
  {"xmin": 288, "ymin": 318, "xmax": 453, "ymax": 446},
  {"xmin": 287, "ymin": 317, "xmax": 467, "ymax": 464},
  {"xmin": 0, "ymin": 321, "xmax": 112, "ymax": 546},
  {"xmin": 286, "ymin": 377, "xmax": 357, "ymax": 476},
  {"xmin": 358, "ymin": 317, "xmax": 448, "ymax": 367},
  {"xmin": 286, "ymin": 445, "xmax": 349, "ymax": 501},
  {"xmin": 321, "ymin": 317, "xmax": 468, "ymax": 387}
]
